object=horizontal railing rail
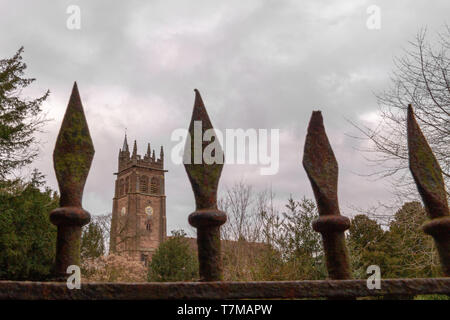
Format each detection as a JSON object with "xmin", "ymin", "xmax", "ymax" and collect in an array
[{"xmin": 1, "ymin": 279, "xmax": 449, "ymax": 300}]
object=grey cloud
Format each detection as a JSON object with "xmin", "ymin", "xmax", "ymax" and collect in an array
[{"xmin": 1, "ymin": 0, "xmax": 449, "ymax": 233}]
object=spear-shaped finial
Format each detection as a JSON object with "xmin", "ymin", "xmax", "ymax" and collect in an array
[
  {"xmin": 184, "ymin": 89, "xmax": 226, "ymax": 281},
  {"xmin": 50, "ymin": 82, "xmax": 93, "ymax": 279},
  {"xmin": 303, "ymin": 111, "xmax": 339, "ymax": 216},
  {"xmin": 407, "ymin": 104, "xmax": 450, "ymax": 276},
  {"xmin": 303, "ymin": 111, "xmax": 352, "ymax": 280},
  {"xmin": 52, "ymin": 82, "xmax": 94, "ymax": 208},
  {"xmin": 184, "ymin": 89, "xmax": 224, "ymax": 209}
]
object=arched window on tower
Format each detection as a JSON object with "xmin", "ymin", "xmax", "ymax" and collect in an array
[
  {"xmin": 140, "ymin": 175, "xmax": 148, "ymax": 193},
  {"xmin": 150, "ymin": 177, "xmax": 159, "ymax": 194},
  {"xmin": 125, "ymin": 176, "xmax": 129, "ymax": 194},
  {"xmin": 119, "ymin": 179, "xmax": 124, "ymax": 196}
]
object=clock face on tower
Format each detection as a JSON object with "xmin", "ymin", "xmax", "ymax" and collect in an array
[{"xmin": 145, "ymin": 206, "xmax": 153, "ymax": 217}]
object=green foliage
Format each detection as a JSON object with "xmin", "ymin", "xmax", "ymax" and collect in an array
[
  {"xmin": 348, "ymin": 214, "xmax": 390, "ymax": 279},
  {"xmin": 0, "ymin": 170, "xmax": 58, "ymax": 280},
  {"xmin": 384, "ymin": 201, "xmax": 440, "ymax": 278},
  {"xmin": 221, "ymin": 196, "xmax": 327, "ymax": 281},
  {"xmin": 279, "ymin": 197, "xmax": 325, "ymax": 280},
  {"xmin": 251, "ymin": 246, "xmax": 286, "ymax": 281},
  {"xmin": 0, "ymin": 48, "xmax": 54, "ymax": 280},
  {"xmin": 0, "ymin": 47, "xmax": 49, "ymax": 179},
  {"xmin": 415, "ymin": 294, "xmax": 449, "ymax": 300},
  {"xmin": 348, "ymin": 201, "xmax": 440, "ymax": 279},
  {"xmin": 81, "ymin": 221, "xmax": 105, "ymax": 260},
  {"xmin": 148, "ymin": 230, "xmax": 198, "ymax": 282}
]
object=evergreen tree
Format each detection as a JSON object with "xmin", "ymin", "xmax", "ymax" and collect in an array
[
  {"xmin": 279, "ymin": 197, "xmax": 325, "ymax": 279},
  {"xmin": 348, "ymin": 202, "xmax": 440, "ymax": 279},
  {"xmin": 0, "ymin": 47, "xmax": 49, "ymax": 178},
  {"xmin": 384, "ymin": 201, "xmax": 440, "ymax": 278},
  {"xmin": 148, "ymin": 230, "xmax": 198, "ymax": 282},
  {"xmin": 81, "ymin": 221, "xmax": 105, "ymax": 260},
  {"xmin": 0, "ymin": 170, "xmax": 58, "ymax": 280},
  {"xmin": 348, "ymin": 214, "xmax": 390, "ymax": 279}
]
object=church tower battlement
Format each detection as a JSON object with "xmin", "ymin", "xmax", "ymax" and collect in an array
[
  {"xmin": 118, "ymin": 135, "xmax": 164, "ymax": 172},
  {"xmin": 110, "ymin": 134, "xmax": 167, "ymax": 265}
]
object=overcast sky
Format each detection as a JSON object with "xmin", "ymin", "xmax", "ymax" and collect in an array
[{"xmin": 1, "ymin": 0, "xmax": 448, "ymax": 234}]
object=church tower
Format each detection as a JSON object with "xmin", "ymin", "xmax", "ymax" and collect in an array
[{"xmin": 110, "ymin": 135, "xmax": 167, "ymax": 265}]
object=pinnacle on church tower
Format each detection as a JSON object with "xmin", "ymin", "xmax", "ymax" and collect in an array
[
  {"xmin": 122, "ymin": 134, "xmax": 129, "ymax": 152},
  {"xmin": 132, "ymin": 140, "xmax": 138, "ymax": 158},
  {"xmin": 160, "ymin": 145, "xmax": 164, "ymax": 159},
  {"xmin": 146, "ymin": 143, "xmax": 151, "ymax": 158}
]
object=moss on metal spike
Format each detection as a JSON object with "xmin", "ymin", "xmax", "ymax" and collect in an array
[{"xmin": 53, "ymin": 82, "xmax": 95, "ymax": 207}]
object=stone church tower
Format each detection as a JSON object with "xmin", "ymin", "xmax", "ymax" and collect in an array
[{"xmin": 109, "ymin": 135, "xmax": 167, "ymax": 265}]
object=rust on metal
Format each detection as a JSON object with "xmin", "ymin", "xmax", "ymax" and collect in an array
[
  {"xmin": 302, "ymin": 111, "xmax": 352, "ymax": 280},
  {"xmin": 407, "ymin": 104, "xmax": 450, "ymax": 276},
  {"xmin": 184, "ymin": 89, "xmax": 226, "ymax": 281},
  {"xmin": 1, "ymin": 278, "xmax": 449, "ymax": 300},
  {"xmin": 49, "ymin": 82, "xmax": 94, "ymax": 279}
]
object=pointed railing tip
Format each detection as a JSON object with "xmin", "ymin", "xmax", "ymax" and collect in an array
[
  {"xmin": 302, "ymin": 110, "xmax": 351, "ymax": 280},
  {"xmin": 185, "ymin": 89, "xmax": 227, "ymax": 281},
  {"xmin": 408, "ymin": 104, "xmax": 450, "ymax": 276},
  {"xmin": 194, "ymin": 88, "xmax": 203, "ymax": 106},
  {"xmin": 50, "ymin": 82, "xmax": 93, "ymax": 278},
  {"xmin": 189, "ymin": 88, "xmax": 214, "ymax": 131},
  {"xmin": 308, "ymin": 110, "xmax": 324, "ymax": 129},
  {"xmin": 302, "ymin": 110, "xmax": 339, "ymax": 215},
  {"xmin": 53, "ymin": 82, "xmax": 95, "ymax": 207},
  {"xmin": 67, "ymin": 82, "xmax": 82, "ymax": 110},
  {"xmin": 184, "ymin": 89, "xmax": 223, "ymax": 210},
  {"xmin": 407, "ymin": 104, "xmax": 448, "ymax": 219}
]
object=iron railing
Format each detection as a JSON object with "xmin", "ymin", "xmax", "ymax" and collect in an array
[{"xmin": 0, "ymin": 83, "xmax": 449, "ymax": 299}]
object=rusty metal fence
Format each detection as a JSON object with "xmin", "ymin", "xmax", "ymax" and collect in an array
[{"xmin": 0, "ymin": 83, "xmax": 449, "ymax": 299}]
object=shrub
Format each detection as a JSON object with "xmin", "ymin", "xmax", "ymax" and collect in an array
[
  {"xmin": 81, "ymin": 254, "xmax": 146, "ymax": 282},
  {"xmin": 148, "ymin": 230, "xmax": 198, "ymax": 282}
]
